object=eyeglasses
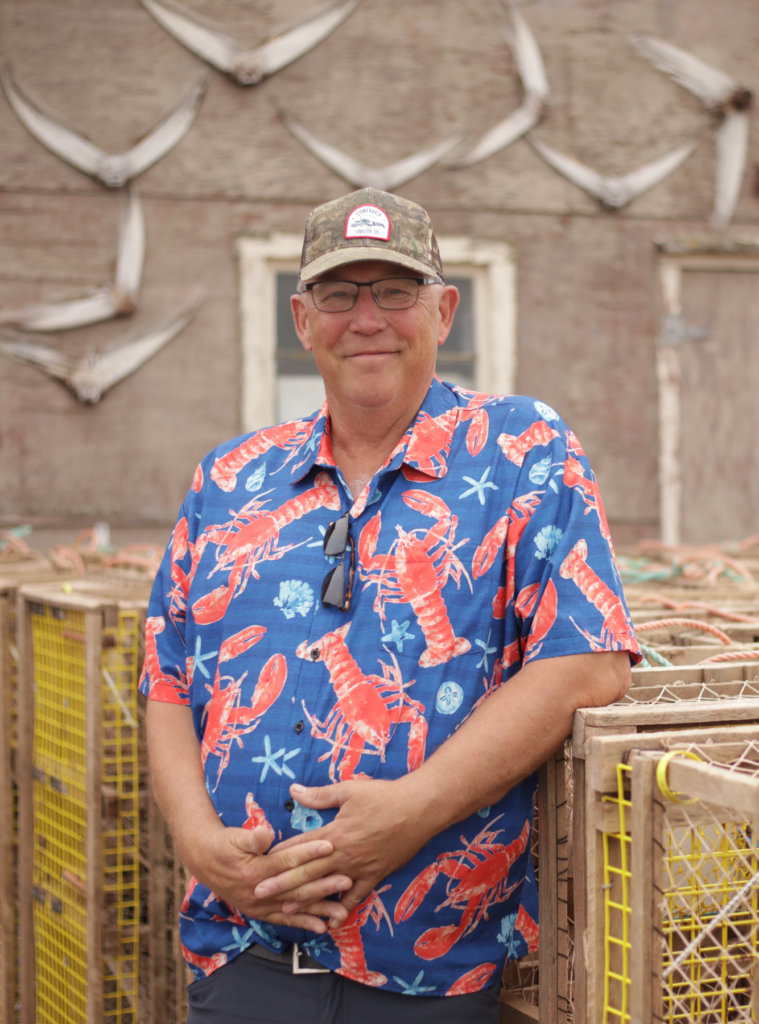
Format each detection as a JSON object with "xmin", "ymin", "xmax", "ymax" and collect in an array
[
  {"xmin": 320, "ymin": 512, "xmax": 355, "ymax": 612},
  {"xmin": 303, "ymin": 277, "xmax": 442, "ymax": 313}
]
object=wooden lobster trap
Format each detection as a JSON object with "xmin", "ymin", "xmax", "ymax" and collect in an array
[
  {"xmin": 597, "ymin": 734, "xmax": 759, "ymax": 1024},
  {"xmin": 13, "ymin": 578, "xmax": 188, "ymax": 1024},
  {"xmin": 0, "ymin": 568, "xmax": 78, "ymax": 1024},
  {"xmin": 529, "ymin": 660, "xmax": 759, "ymax": 1024}
]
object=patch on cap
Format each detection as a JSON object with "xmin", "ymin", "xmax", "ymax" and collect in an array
[{"xmin": 345, "ymin": 205, "xmax": 391, "ymax": 241}]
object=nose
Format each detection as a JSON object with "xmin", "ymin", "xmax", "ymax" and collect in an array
[{"xmin": 349, "ymin": 285, "xmax": 386, "ymax": 332}]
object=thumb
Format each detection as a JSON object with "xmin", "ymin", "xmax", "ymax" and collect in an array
[
  {"xmin": 337, "ymin": 877, "xmax": 375, "ymax": 916},
  {"xmin": 290, "ymin": 782, "xmax": 346, "ymax": 810},
  {"xmin": 230, "ymin": 825, "xmax": 273, "ymax": 856}
]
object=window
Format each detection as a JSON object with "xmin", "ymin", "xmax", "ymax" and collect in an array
[{"xmin": 237, "ymin": 234, "xmax": 516, "ymax": 432}]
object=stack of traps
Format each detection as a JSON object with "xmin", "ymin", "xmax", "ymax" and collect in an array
[
  {"xmin": 8, "ymin": 579, "xmax": 189, "ymax": 1024},
  {"xmin": 502, "ymin": 660, "xmax": 759, "ymax": 1024}
]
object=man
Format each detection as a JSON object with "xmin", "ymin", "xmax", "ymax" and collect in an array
[{"xmin": 143, "ymin": 187, "xmax": 639, "ymax": 1023}]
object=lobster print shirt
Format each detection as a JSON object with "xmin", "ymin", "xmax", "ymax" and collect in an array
[{"xmin": 140, "ymin": 378, "xmax": 640, "ymax": 997}]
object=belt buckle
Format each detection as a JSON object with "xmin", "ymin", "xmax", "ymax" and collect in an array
[{"xmin": 292, "ymin": 942, "xmax": 329, "ymax": 974}]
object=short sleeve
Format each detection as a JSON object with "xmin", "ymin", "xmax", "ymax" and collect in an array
[
  {"xmin": 504, "ymin": 416, "xmax": 641, "ymax": 666},
  {"xmin": 139, "ymin": 468, "xmax": 205, "ymax": 705}
]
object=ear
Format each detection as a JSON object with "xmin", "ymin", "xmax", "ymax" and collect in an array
[
  {"xmin": 436, "ymin": 285, "xmax": 460, "ymax": 348},
  {"xmin": 290, "ymin": 292, "xmax": 314, "ymax": 353}
]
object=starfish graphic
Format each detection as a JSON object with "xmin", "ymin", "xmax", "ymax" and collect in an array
[
  {"xmin": 475, "ymin": 629, "xmax": 497, "ymax": 671},
  {"xmin": 251, "ymin": 735, "xmax": 301, "ymax": 782},
  {"xmin": 459, "ymin": 466, "xmax": 499, "ymax": 505},
  {"xmin": 192, "ymin": 635, "xmax": 218, "ymax": 680},
  {"xmin": 393, "ymin": 970, "xmax": 437, "ymax": 995},
  {"xmin": 382, "ymin": 619, "xmax": 415, "ymax": 652},
  {"xmin": 221, "ymin": 926, "xmax": 255, "ymax": 953}
]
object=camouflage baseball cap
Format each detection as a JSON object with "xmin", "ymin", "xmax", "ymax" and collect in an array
[{"xmin": 299, "ymin": 188, "xmax": 444, "ymax": 283}]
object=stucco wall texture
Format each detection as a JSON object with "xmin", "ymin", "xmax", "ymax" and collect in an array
[{"xmin": 1, "ymin": 0, "xmax": 757, "ymax": 541}]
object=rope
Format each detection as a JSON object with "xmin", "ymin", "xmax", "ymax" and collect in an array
[
  {"xmin": 634, "ymin": 618, "xmax": 733, "ymax": 644},
  {"xmin": 638, "ymin": 643, "xmax": 673, "ymax": 667},
  {"xmin": 697, "ymin": 648, "xmax": 759, "ymax": 665}
]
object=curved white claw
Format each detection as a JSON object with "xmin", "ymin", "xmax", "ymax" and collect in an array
[
  {"xmin": 0, "ymin": 189, "xmax": 145, "ymax": 332},
  {"xmin": 451, "ymin": 6, "xmax": 549, "ymax": 168},
  {"xmin": 529, "ymin": 135, "xmax": 698, "ymax": 209},
  {"xmin": 713, "ymin": 109, "xmax": 749, "ymax": 229},
  {"xmin": 139, "ymin": 0, "xmax": 360, "ymax": 85},
  {"xmin": 2, "ymin": 65, "xmax": 206, "ymax": 186},
  {"xmin": 280, "ymin": 110, "xmax": 462, "ymax": 191},
  {"xmin": 0, "ymin": 292, "xmax": 202, "ymax": 403},
  {"xmin": 630, "ymin": 34, "xmax": 739, "ymax": 109}
]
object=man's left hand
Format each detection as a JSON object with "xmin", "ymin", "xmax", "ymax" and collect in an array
[{"xmin": 254, "ymin": 774, "xmax": 435, "ymax": 915}]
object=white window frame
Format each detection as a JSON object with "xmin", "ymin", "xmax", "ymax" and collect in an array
[
  {"xmin": 237, "ymin": 233, "xmax": 517, "ymax": 434},
  {"xmin": 656, "ymin": 242, "xmax": 759, "ymax": 544}
]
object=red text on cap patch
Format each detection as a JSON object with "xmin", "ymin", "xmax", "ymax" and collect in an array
[{"xmin": 345, "ymin": 205, "xmax": 391, "ymax": 241}]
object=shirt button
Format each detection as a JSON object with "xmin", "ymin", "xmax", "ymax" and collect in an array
[
  {"xmin": 284, "ymin": 798, "xmax": 295, "ymax": 812},
  {"xmin": 310, "ymin": 647, "xmax": 320, "ymax": 661},
  {"xmin": 294, "ymin": 720, "xmax": 305, "ymax": 734}
]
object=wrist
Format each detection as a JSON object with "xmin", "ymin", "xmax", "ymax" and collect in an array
[
  {"xmin": 172, "ymin": 814, "xmax": 226, "ymax": 878},
  {"xmin": 394, "ymin": 765, "xmax": 454, "ymax": 842}
]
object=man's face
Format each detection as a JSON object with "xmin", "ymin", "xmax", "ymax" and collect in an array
[{"xmin": 291, "ymin": 260, "xmax": 459, "ymax": 413}]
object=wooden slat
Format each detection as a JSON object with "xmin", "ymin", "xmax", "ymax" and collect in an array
[
  {"xmin": 629, "ymin": 756, "xmax": 655, "ymax": 1024},
  {"xmin": 0, "ymin": 595, "xmax": 15, "ymax": 1024},
  {"xmin": 147, "ymin": 791, "xmax": 168, "ymax": 1022},
  {"xmin": 538, "ymin": 753, "xmax": 559, "ymax": 1024},
  {"xmin": 666, "ymin": 758, "xmax": 759, "ymax": 819},
  {"xmin": 16, "ymin": 594, "xmax": 35, "ymax": 1024},
  {"xmin": 587, "ymin": 728, "xmax": 759, "ymax": 793},
  {"xmin": 501, "ymin": 990, "xmax": 540, "ymax": 1023},
  {"xmin": 85, "ymin": 610, "xmax": 103, "ymax": 1024},
  {"xmin": 570, "ymin": 757, "xmax": 588, "ymax": 1024}
]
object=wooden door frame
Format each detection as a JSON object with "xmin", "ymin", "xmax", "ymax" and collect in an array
[
  {"xmin": 236, "ymin": 234, "xmax": 517, "ymax": 435},
  {"xmin": 656, "ymin": 241, "xmax": 759, "ymax": 544}
]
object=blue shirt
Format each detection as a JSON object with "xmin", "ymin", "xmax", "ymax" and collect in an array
[{"xmin": 140, "ymin": 378, "xmax": 639, "ymax": 996}]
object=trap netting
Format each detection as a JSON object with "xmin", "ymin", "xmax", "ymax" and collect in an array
[
  {"xmin": 31, "ymin": 603, "xmax": 139, "ymax": 1024},
  {"xmin": 602, "ymin": 740, "xmax": 759, "ymax": 1024}
]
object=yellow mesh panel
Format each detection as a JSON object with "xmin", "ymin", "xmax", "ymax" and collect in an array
[
  {"xmin": 602, "ymin": 763, "xmax": 632, "ymax": 1024},
  {"xmin": 31, "ymin": 605, "xmax": 139, "ymax": 1024}
]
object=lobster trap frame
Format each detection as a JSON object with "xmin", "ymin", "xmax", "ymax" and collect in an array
[
  {"xmin": 599, "ymin": 737, "xmax": 759, "ymax": 1024},
  {"xmin": 530, "ymin": 661, "xmax": 759, "ymax": 1024}
]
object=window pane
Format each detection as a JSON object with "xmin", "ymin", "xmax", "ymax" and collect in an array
[
  {"xmin": 276, "ymin": 272, "xmax": 324, "ymax": 421},
  {"xmin": 437, "ymin": 276, "xmax": 474, "ymax": 386}
]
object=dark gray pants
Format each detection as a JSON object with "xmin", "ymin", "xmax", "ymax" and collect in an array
[{"xmin": 186, "ymin": 952, "xmax": 500, "ymax": 1024}]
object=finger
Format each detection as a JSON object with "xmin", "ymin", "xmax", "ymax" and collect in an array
[
  {"xmin": 254, "ymin": 854, "xmax": 342, "ymax": 898},
  {"xmin": 230, "ymin": 825, "xmax": 275, "ymax": 856},
  {"xmin": 271, "ymin": 912, "xmax": 332, "ymax": 933},
  {"xmin": 275, "ymin": 873, "xmax": 353, "ymax": 909},
  {"xmin": 290, "ymin": 782, "xmax": 348, "ymax": 810},
  {"xmin": 338, "ymin": 877, "xmax": 376, "ymax": 915},
  {"xmin": 261, "ymin": 840, "xmax": 335, "ymax": 880},
  {"xmin": 280, "ymin": 897, "xmax": 349, "ymax": 925},
  {"xmin": 269, "ymin": 827, "xmax": 331, "ymax": 854}
]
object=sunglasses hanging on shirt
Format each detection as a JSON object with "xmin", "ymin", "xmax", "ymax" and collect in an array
[{"xmin": 320, "ymin": 511, "xmax": 355, "ymax": 612}]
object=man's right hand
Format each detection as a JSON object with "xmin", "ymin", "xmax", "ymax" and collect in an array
[{"xmin": 183, "ymin": 821, "xmax": 352, "ymax": 932}]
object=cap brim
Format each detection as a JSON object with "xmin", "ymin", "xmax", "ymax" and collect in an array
[{"xmin": 299, "ymin": 247, "xmax": 441, "ymax": 282}]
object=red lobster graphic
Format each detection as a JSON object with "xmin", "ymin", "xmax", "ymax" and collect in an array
[
  {"xmin": 498, "ymin": 421, "xmax": 560, "ymax": 467},
  {"xmin": 472, "ymin": 491, "xmax": 543, "ymax": 609},
  {"xmin": 141, "ymin": 616, "xmax": 189, "ymax": 704},
  {"xmin": 514, "ymin": 579, "xmax": 558, "ymax": 661},
  {"xmin": 394, "ymin": 816, "xmax": 530, "ymax": 959},
  {"xmin": 563, "ymin": 457, "xmax": 612, "ymax": 544},
  {"xmin": 332, "ymin": 887, "xmax": 392, "ymax": 987},
  {"xmin": 182, "ymin": 944, "xmax": 227, "ymax": 977},
  {"xmin": 516, "ymin": 905, "xmax": 539, "ymax": 954},
  {"xmin": 359, "ymin": 490, "xmax": 471, "ymax": 667},
  {"xmin": 297, "ymin": 622, "xmax": 427, "ymax": 781},
  {"xmin": 201, "ymin": 627, "xmax": 287, "ymax": 789},
  {"xmin": 209, "ymin": 419, "xmax": 315, "ymax": 492},
  {"xmin": 559, "ymin": 539, "xmax": 634, "ymax": 651},
  {"xmin": 446, "ymin": 963, "xmax": 497, "ymax": 995},
  {"xmin": 242, "ymin": 793, "xmax": 275, "ymax": 843},
  {"xmin": 192, "ymin": 471, "xmax": 340, "ymax": 624}
]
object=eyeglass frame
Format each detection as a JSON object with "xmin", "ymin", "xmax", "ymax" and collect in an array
[
  {"xmin": 320, "ymin": 512, "xmax": 356, "ymax": 612},
  {"xmin": 300, "ymin": 275, "xmax": 443, "ymax": 312}
]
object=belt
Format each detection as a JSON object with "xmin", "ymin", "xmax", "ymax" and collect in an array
[{"xmin": 248, "ymin": 941, "xmax": 330, "ymax": 974}]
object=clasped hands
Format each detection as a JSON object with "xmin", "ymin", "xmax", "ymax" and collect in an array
[{"xmin": 190, "ymin": 773, "xmax": 439, "ymax": 935}]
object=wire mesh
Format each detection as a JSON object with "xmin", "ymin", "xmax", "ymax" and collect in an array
[
  {"xmin": 602, "ymin": 763, "xmax": 633, "ymax": 1024},
  {"xmin": 31, "ymin": 604, "xmax": 139, "ymax": 1024}
]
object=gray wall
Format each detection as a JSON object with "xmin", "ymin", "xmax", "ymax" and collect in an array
[{"xmin": 1, "ymin": 0, "xmax": 757, "ymax": 540}]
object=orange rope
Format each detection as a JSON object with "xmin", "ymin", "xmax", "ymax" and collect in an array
[
  {"xmin": 634, "ymin": 618, "xmax": 733, "ymax": 645},
  {"xmin": 698, "ymin": 649, "xmax": 759, "ymax": 664},
  {"xmin": 638, "ymin": 593, "xmax": 759, "ymax": 624}
]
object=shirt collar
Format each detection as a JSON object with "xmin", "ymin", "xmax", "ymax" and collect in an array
[{"xmin": 288, "ymin": 378, "xmax": 459, "ymax": 484}]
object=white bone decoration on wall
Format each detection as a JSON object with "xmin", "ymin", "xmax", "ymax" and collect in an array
[
  {"xmin": 138, "ymin": 0, "xmax": 361, "ymax": 86},
  {"xmin": 0, "ymin": 1, "xmax": 756, "ymax": 404},
  {"xmin": 2, "ymin": 67, "xmax": 207, "ymax": 188},
  {"xmin": 0, "ymin": 294, "xmax": 202, "ymax": 403},
  {"xmin": 0, "ymin": 189, "xmax": 145, "ymax": 332},
  {"xmin": 450, "ymin": 5, "xmax": 550, "ymax": 168},
  {"xmin": 631, "ymin": 35, "xmax": 753, "ymax": 229}
]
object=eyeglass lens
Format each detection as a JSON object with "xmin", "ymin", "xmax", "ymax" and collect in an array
[
  {"xmin": 323, "ymin": 512, "xmax": 350, "ymax": 556},
  {"xmin": 311, "ymin": 278, "xmax": 421, "ymax": 312}
]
